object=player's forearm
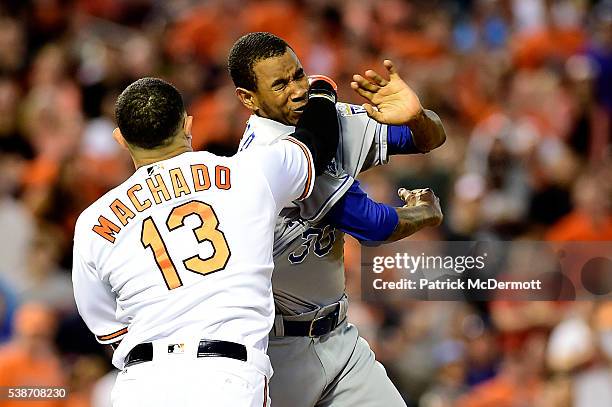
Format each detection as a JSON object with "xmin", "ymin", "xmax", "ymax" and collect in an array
[
  {"xmin": 292, "ymin": 82, "xmax": 339, "ymax": 174},
  {"xmin": 385, "ymin": 205, "xmax": 441, "ymax": 242},
  {"xmin": 407, "ymin": 109, "xmax": 446, "ymax": 153},
  {"xmin": 326, "ymin": 190, "xmax": 398, "ymax": 243}
]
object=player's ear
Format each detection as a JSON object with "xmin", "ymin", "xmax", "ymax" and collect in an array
[
  {"xmin": 236, "ymin": 88, "xmax": 257, "ymax": 112},
  {"xmin": 112, "ymin": 128, "xmax": 129, "ymax": 150},
  {"xmin": 183, "ymin": 115, "xmax": 193, "ymax": 135},
  {"xmin": 183, "ymin": 115, "xmax": 193, "ymax": 141}
]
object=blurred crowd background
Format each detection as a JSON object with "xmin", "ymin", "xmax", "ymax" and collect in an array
[{"xmin": 0, "ymin": 0, "xmax": 611, "ymax": 406}]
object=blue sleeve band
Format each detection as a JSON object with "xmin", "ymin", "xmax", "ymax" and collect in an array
[
  {"xmin": 387, "ymin": 125, "xmax": 420, "ymax": 154},
  {"xmin": 325, "ymin": 180, "xmax": 399, "ymax": 242}
]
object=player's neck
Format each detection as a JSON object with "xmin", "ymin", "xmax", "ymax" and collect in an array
[{"xmin": 131, "ymin": 139, "xmax": 193, "ymax": 170}]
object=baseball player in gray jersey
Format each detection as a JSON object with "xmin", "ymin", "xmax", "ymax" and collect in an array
[{"xmin": 228, "ymin": 32, "xmax": 446, "ymax": 406}]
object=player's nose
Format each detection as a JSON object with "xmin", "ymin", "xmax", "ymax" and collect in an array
[{"xmin": 289, "ymin": 79, "xmax": 308, "ymax": 102}]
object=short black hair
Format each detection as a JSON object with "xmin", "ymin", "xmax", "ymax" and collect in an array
[
  {"xmin": 115, "ymin": 77, "xmax": 185, "ymax": 149},
  {"xmin": 228, "ymin": 32, "xmax": 291, "ymax": 91}
]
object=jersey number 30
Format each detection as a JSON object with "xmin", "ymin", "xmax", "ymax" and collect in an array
[{"xmin": 141, "ymin": 200, "xmax": 230, "ymax": 290}]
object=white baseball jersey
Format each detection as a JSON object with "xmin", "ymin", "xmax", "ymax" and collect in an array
[
  {"xmin": 239, "ymin": 103, "xmax": 388, "ymax": 223},
  {"xmin": 72, "ymin": 141, "xmax": 314, "ymax": 369},
  {"xmin": 238, "ymin": 103, "xmax": 388, "ymax": 312}
]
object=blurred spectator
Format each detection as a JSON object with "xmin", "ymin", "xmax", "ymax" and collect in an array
[
  {"xmin": 456, "ymin": 332, "xmax": 546, "ymax": 407},
  {"xmin": 0, "ymin": 302, "xmax": 66, "ymax": 406},
  {"xmin": 0, "ymin": 17, "xmax": 26, "ymax": 75},
  {"xmin": 419, "ymin": 340, "xmax": 468, "ymax": 406},
  {"xmin": 569, "ymin": 301, "xmax": 612, "ymax": 407},
  {"xmin": 0, "ymin": 136, "xmax": 35, "ymax": 292},
  {"xmin": 65, "ymin": 356, "xmax": 108, "ymax": 407},
  {"xmin": 0, "ymin": 76, "xmax": 22, "ymax": 137},
  {"xmin": 546, "ymin": 302, "xmax": 612, "ymax": 407},
  {"xmin": 0, "ymin": 1, "xmax": 610, "ymax": 405},
  {"xmin": 0, "ymin": 278, "xmax": 18, "ymax": 343},
  {"xmin": 547, "ymin": 164, "xmax": 612, "ymax": 241},
  {"xmin": 20, "ymin": 224, "xmax": 74, "ymax": 313}
]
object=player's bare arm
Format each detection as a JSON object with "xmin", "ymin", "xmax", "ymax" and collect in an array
[
  {"xmin": 386, "ymin": 187, "xmax": 443, "ymax": 242},
  {"xmin": 351, "ymin": 59, "xmax": 446, "ymax": 152}
]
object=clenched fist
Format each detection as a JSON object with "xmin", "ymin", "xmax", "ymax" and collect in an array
[{"xmin": 398, "ymin": 188, "xmax": 443, "ymax": 226}]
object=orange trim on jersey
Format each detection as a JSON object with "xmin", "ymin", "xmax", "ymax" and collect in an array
[
  {"xmin": 286, "ymin": 137, "xmax": 314, "ymax": 200},
  {"xmin": 214, "ymin": 165, "xmax": 231, "ymax": 190},
  {"xmin": 97, "ymin": 327, "xmax": 128, "ymax": 341}
]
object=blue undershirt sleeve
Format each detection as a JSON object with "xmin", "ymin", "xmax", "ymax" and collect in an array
[
  {"xmin": 387, "ymin": 125, "xmax": 421, "ymax": 154},
  {"xmin": 325, "ymin": 180, "xmax": 399, "ymax": 242}
]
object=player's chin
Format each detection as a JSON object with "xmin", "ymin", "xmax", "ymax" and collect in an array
[{"xmin": 288, "ymin": 110, "xmax": 302, "ymax": 125}]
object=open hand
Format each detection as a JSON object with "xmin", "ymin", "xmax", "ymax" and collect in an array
[{"xmin": 351, "ymin": 60, "xmax": 423, "ymax": 125}]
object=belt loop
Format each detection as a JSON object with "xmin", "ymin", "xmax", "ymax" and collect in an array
[{"xmin": 273, "ymin": 314, "xmax": 284, "ymax": 337}]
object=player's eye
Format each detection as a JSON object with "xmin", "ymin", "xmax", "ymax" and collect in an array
[{"xmin": 271, "ymin": 80, "xmax": 287, "ymax": 91}]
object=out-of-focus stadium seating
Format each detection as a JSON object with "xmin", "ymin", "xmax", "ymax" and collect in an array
[{"xmin": 0, "ymin": 1, "xmax": 610, "ymax": 406}]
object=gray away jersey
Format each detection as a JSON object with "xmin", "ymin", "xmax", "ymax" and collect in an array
[{"xmin": 238, "ymin": 103, "xmax": 389, "ymax": 314}]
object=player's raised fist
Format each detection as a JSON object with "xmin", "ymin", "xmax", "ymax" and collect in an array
[
  {"xmin": 308, "ymin": 75, "xmax": 337, "ymax": 103},
  {"xmin": 398, "ymin": 187, "xmax": 443, "ymax": 226}
]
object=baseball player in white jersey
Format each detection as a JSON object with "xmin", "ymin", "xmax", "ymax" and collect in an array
[
  {"xmin": 228, "ymin": 33, "xmax": 446, "ymax": 406},
  {"xmin": 72, "ymin": 77, "xmax": 341, "ymax": 406}
]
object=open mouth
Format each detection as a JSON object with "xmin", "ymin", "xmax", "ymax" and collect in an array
[{"xmin": 293, "ymin": 105, "xmax": 306, "ymax": 113}]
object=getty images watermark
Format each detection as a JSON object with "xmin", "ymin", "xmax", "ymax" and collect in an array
[
  {"xmin": 372, "ymin": 252, "xmax": 541, "ymax": 290},
  {"xmin": 361, "ymin": 241, "xmax": 612, "ymax": 301}
]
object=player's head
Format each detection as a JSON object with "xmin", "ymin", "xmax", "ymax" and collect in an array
[
  {"xmin": 229, "ymin": 32, "xmax": 308, "ymax": 126},
  {"xmin": 113, "ymin": 77, "xmax": 192, "ymax": 151}
]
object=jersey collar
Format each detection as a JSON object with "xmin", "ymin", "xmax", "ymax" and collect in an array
[{"xmin": 243, "ymin": 115, "xmax": 295, "ymax": 146}]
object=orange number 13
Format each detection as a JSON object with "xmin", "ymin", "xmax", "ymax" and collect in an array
[{"xmin": 141, "ymin": 200, "xmax": 231, "ymax": 290}]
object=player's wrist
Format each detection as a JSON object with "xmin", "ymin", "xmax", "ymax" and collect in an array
[
  {"xmin": 412, "ymin": 203, "xmax": 440, "ymax": 226},
  {"xmin": 406, "ymin": 106, "xmax": 425, "ymax": 125},
  {"xmin": 424, "ymin": 204, "xmax": 443, "ymax": 226}
]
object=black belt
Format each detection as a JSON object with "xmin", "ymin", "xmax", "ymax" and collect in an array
[
  {"xmin": 124, "ymin": 339, "xmax": 247, "ymax": 367},
  {"xmin": 281, "ymin": 306, "xmax": 342, "ymax": 337}
]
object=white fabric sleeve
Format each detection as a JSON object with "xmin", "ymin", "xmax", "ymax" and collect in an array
[
  {"xmin": 335, "ymin": 103, "xmax": 388, "ymax": 176},
  {"xmin": 72, "ymin": 246, "xmax": 127, "ymax": 344},
  {"xmin": 252, "ymin": 137, "xmax": 315, "ymax": 210}
]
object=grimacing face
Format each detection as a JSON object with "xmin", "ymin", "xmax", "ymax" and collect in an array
[{"xmin": 250, "ymin": 49, "xmax": 309, "ymax": 126}]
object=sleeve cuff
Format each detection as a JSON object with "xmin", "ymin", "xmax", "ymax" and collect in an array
[{"xmin": 96, "ymin": 327, "xmax": 128, "ymax": 344}]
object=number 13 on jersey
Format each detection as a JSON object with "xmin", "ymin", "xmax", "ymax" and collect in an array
[{"xmin": 141, "ymin": 200, "xmax": 231, "ymax": 290}]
